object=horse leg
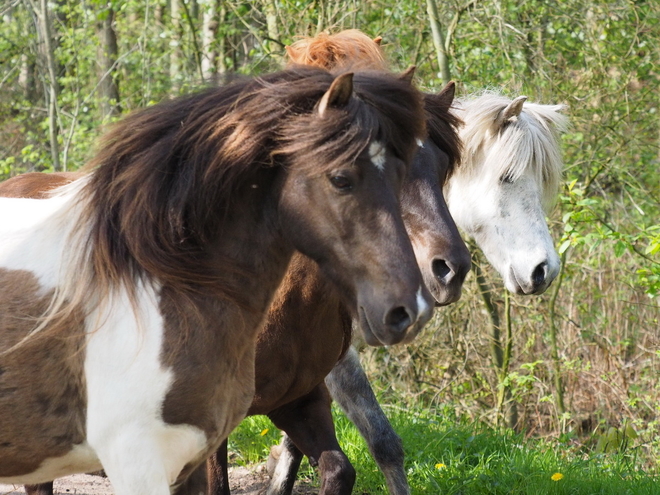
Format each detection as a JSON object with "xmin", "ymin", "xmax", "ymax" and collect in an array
[
  {"xmin": 265, "ymin": 433, "xmax": 304, "ymax": 495},
  {"xmin": 267, "ymin": 384, "xmax": 355, "ymax": 495},
  {"xmin": 172, "ymin": 462, "xmax": 208, "ymax": 495},
  {"xmin": 91, "ymin": 426, "xmax": 202, "ymax": 495},
  {"xmin": 24, "ymin": 484, "xmax": 53, "ymax": 495},
  {"xmin": 206, "ymin": 439, "xmax": 230, "ymax": 495},
  {"xmin": 325, "ymin": 346, "xmax": 410, "ymax": 495}
]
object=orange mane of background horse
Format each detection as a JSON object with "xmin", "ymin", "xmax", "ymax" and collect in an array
[{"xmin": 286, "ymin": 29, "xmax": 387, "ymax": 70}]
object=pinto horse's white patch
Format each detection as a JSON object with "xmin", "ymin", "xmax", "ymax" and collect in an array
[
  {"xmin": 84, "ymin": 282, "xmax": 209, "ymax": 492},
  {"xmin": 369, "ymin": 141, "xmax": 386, "ymax": 171}
]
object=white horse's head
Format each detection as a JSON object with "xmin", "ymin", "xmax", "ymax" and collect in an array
[{"xmin": 446, "ymin": 93, "xmax": 568, "ymax": 295}]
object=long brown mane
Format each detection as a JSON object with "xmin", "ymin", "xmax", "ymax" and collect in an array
[
  {"xmin": 75, "ymin": 66, "xmax": 425, "ymax": 304},
  {"xmin": 286, "ymin": 29, "xmax": 462, "ymax": 182}
]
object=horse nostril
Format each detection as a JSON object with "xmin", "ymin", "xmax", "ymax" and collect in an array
[
  {"xmin": 432, "ymin": 259, "xmax": 453, "ymax": 282},
  {"xmin": 531, "ymin": 261, "xmax": 548, "ymax": 287},
  {"xmin": 385, "ymin": 306, "xmax": 413, "ymax": 334}
]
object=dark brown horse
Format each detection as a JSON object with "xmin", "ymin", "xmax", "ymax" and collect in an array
[
  {"xmin": 270, "ymin": 30, "xmax": 567, "ymax": 495},
  {"xmin": 0, "ymin": 67, "xmax": 435, "ymax": 495},
  {"xmin": 2, "ymin": 79, "xmax": 468, "ymax": 495}
]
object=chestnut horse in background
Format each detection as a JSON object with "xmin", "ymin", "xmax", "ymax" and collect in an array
[
  {"xmin": 2, "ymin": 71, "xmax": 469, "ymax": 495},
  {"xmin": 0, "ymin": 67, "xmax": 437, "ymax": 495}
]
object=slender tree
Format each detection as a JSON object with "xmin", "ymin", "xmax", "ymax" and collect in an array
[
  {"xmin": 25, "ymin": 0, "xmax": 61, "ymax": 170},
  {"xmin": 96, "ymin": 6, "xmax": 121, "ymax": 119}
]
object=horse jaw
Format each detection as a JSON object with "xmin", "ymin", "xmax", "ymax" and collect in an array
[{"xmin": 446, "ymin": 170, "xmax": 560, "ymax": 295}]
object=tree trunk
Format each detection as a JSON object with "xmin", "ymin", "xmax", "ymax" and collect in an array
[
  {"xmin": 201, "ymin": 0, "xmax": 219, "ymax": 83},
  {"xmin": 28, "ymin": 0, "xmax": 61, "ymax": 171},
  {"xmin": 263, "ymin": 0, "xmax": 280, "ymax": 55},
  {"xmin": 19, "ymin": 54, "xmax": 38, "ymax": 102},
  {"xmin": 96, "ymin": 7, "xmax": 121, "ymax": 120},
  {"xmin": 426, "ymin": 0, "xmax": 451, "ymax": 85},
  {"xmin": 170, "ymin": 0, "xmax": 182, "ymax": 94},
  {"xmin": 472, "ymin": 250, "xmax": 519, "ymax": 431}
]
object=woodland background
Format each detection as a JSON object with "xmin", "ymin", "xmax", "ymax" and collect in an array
[{"xmin": 0, "ymin": 0, "xmax": 659, "ymax": 466}]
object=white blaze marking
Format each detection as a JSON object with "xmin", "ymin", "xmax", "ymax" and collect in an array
[
  {"xmin": 416, "ymin": 138, "xmax": 425, "ymax": 148},
  {"xmin": 416, "ymin": 286, "xmax": 430, "ymax": 321},
  {"xmin": 369, "ymin": 141, "xmax": 386, "ymax": 171}
]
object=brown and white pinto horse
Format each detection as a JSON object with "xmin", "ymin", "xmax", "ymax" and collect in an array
[
  {"xmin": 0, "ymin": 67, "xmax": 436, "ymax": 495},
  {"xmin": 2, "ymin": 79, "xmax": 469, "ymax": 495}
]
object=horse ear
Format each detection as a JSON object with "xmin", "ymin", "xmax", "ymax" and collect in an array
[
  {"xmin": 435, "ymin": 81, "xmax": 456, "ymax": 110},
  {"xmin": 373, "ymin": 36, "xmax": 383, "ymax": 46},
  {"xmin": 399, "ymin": 66, "xmax": 416, "ymax": 85},
  {"xmin": 496, "ymin": 95, "xmax": 527, "ymax": 126},
  {"xmin": 318, "ymin": 72, "xmax": 354, "ymax": 118}
]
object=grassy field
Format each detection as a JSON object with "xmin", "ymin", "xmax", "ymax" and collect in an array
[{"xmin": 229, "ymin": 402, "xmax": 660, "ymax": 495}]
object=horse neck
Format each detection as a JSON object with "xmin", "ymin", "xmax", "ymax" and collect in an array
[{"xmin": 205, "ymin": 171, "xmax": 296, "ymax": 316}]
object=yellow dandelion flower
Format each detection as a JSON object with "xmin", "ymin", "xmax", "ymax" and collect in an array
[
  {"xmin": 551, "ymin": 472, "xmax": 564, "ymax": 481},
  {"xmin": 435, "ymin": 463, "xmax": 446, "ymax": 470},
  {"xmin": 260, "ymin": 428, "xmax": 269, "ymax": 436}
]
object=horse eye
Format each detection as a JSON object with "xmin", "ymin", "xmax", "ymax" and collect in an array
[
  {"xmin": 329, "ymin": 175, "xmax": 353, "ymax": 192},
  {"xmin": 500, "ymin": 173, "xmax": 514, "ymax": 184}
]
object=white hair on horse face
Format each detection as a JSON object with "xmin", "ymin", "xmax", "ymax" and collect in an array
[
  {"xmin": 368, "ymin": 141, "xmax": 386, "ymax": 171},
  {"xmin": 447, "ymin": 92, "xmax": 567, "ymax": 295},
  {"xmin": 456, "ymin": 93, "xmax": 568, "ymax": 212}
]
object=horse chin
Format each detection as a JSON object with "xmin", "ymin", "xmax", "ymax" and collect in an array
[
  {"xmin": 357, "ymin": 306, "xmax": 389, "ymax": 347},
  {"xmin": 358, "ymin": 306, "xmax": 418, "ymax": 347},
  {"xmin": 431, "ymin": 286, "xmax": 462, "ymax": 307}
]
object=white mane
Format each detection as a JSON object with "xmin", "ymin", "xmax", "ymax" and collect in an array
[{"xmin": 455, "ymin": 92, "xmax": 568, "ymax": 211}]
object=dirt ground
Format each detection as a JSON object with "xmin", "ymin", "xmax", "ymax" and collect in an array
[{"xmin": 0, "ymin": 464, "xmax": 318, "ymax": 495}]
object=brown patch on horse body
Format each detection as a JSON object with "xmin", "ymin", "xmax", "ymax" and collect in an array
[
  {"xmin": 0, "ymin": 172, "xmax": 82, "ymax": 199},
  {"xmin": 158, "ymin": 286, "xmax": 259, "ymax": 441},
  {"xmin": 0, "ymin": 269, "xmax": 86, "ymax": 478},
  {"xmin": 249, "ymin": 253, "xmax": 352, "ymax": 416}
]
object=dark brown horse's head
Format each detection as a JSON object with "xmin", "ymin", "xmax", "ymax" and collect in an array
[
  {"xmin": 285, "ymin": 31, "xmax": 472, "ymax": 335},
  {"xmin": 276, "ymin": 71, "xmax": 434, "ymax": 345},
  {"xmin": 399, "ymin": 83, "xmax": 471, "ymax": 324}
]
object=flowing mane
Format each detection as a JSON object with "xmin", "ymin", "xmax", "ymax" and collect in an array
[
  {"xmin": 286, "ymin": 29, "xmax": 388, "ymax": 71},
  {"xmin": 457, "ymin": 92, "xmax": 568, "ymax": 209},
  {"xmin": 68, "ymin": 67, "xmax": 425, "ymax": 307}
]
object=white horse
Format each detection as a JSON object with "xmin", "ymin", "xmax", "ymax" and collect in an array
[
  {"xmin": 271, "ymin": 92, "xmax": 568, "ymax": 495},
  {"xmin": 448, "ymin": 93, "xmax": 566, "ymax": 294}
]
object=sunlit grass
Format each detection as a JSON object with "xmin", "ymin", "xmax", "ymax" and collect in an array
[{"xmin": 228, "ymin": 404, "xmax": 660, "ymax": 494}]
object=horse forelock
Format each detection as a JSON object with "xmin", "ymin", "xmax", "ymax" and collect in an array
[
  {"xmin": 72, "ymin": 67, "xmax": 424, "ymax": 307},
  {"xmin": 458, "ymin": 93, "xmax": 567, "ymax": 210},
  {"xmin": 287, "ymin": 29, "xmax": 388, "ymax": 71},
  {"xmin": 276, "ymin": 70, "xmax": 426, "ymax": 177}
]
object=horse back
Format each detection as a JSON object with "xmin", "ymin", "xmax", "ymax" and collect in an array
[{"xmin": 0, "ymin": 172, "xmax": 82, "ymax": 199}]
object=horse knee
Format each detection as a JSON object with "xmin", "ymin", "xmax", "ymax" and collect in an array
[
  {"xmin": 318, "ymin": 450, "xmax": 355, "ymax": 495},
  {"xmin": 370, "ymin": 427, "xmax": 405, "ymax": 468}
]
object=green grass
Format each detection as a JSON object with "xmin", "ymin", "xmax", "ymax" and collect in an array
[{"xmin": 228, "ymin": 406, "xmax": 660, "ymax": 494}]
